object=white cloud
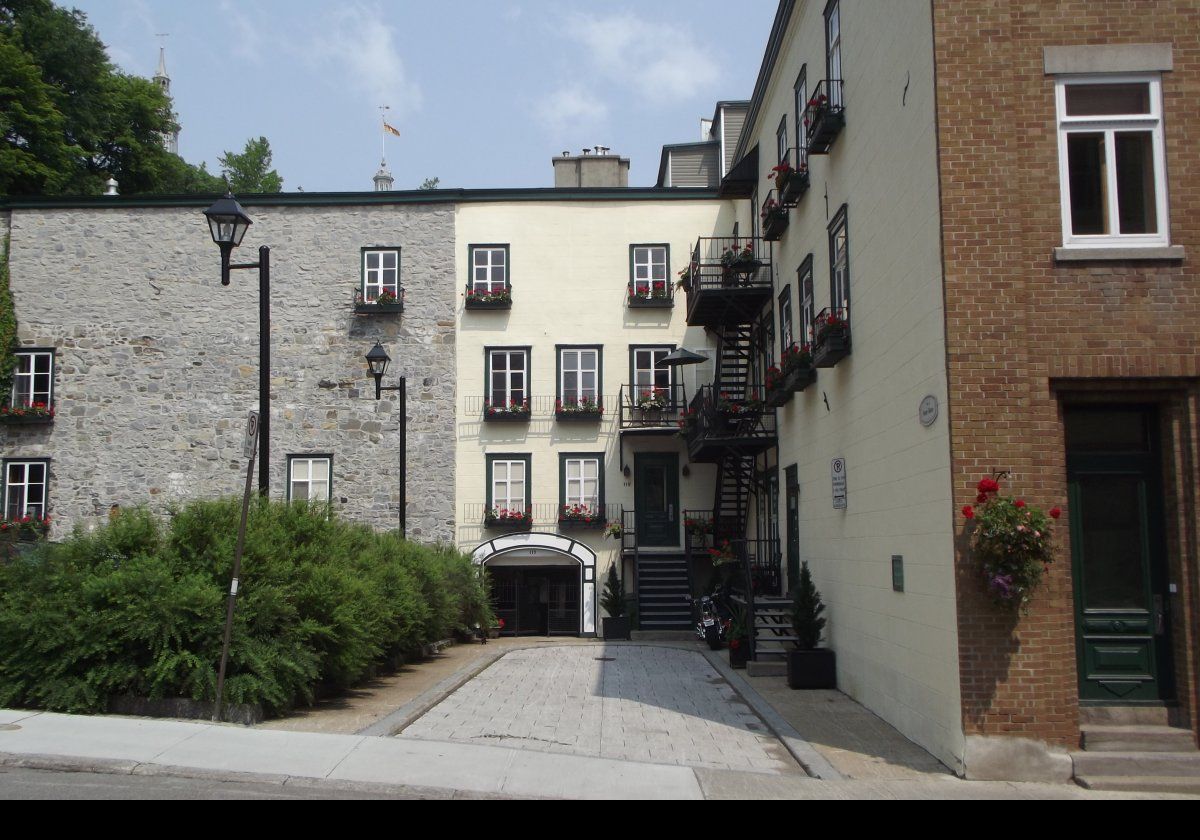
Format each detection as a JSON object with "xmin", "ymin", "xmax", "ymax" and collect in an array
[
  {"xmin": 218, "ymin": 0, "xmax": 264, "ymax": 63},
  {"xmin": 563, "ymin": 12, "xmax": 719, "ymax": 103},
  {"xmin": 306, "ymin": 3, "xmax": 422, "ymax": 116},
  {"xmin": 534, "ymin": 85, "xmax": 610, "ymax": 136}
]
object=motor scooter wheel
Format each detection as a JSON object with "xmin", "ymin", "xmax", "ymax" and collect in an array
[{"xmin": 705, "ymin": 625, "xmax": 722, "ymax": 650}]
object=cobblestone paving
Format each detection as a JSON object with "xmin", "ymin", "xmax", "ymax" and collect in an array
[{"xmin": 399, "ymin": 645, "xmax": 799, "ymax": 773}]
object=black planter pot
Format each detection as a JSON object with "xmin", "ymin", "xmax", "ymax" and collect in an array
[
  {"xmin": 603, "ymin": 616, "xmax": 631, "ymax": 641},
  {"xmin": 766, "ymin": 365, "xmax": 818, "ymax": 407},
  {"xmin": 555, "ymin": 410, "xmax": 603, "ymax": 422},
  {"xmin": 0, "ymin": 414, "xmax": 54, "ymax": 426},
  {"xmin": 762, "ymin": 213, "xmax": 789, "ymax": 242},
  {"xmin": 627, "ymin": 295, "xmax": 673, "ymax": 309},
  {"xmin": 465, "ymin": 298, "xmax": 513, "ymax": 310},
  {"xmin": 729, "ymin": 640, "xmax": 750, "ymax": 670},
  {"xmin": 786, "ymin": 648, "xmax": 837, "ymax": 689},
  {"xmin": 780, "ymin": 171, "xmax": 810, "ymax": 206}
]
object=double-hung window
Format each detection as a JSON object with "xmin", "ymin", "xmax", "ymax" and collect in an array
[
  {"xmin": 825, "ymin": 0, "xmax": 843, "ymax": 104},
  {"xmin": 11, "ymin": 350, "xmax": 53, "ymax": 409},
  {"xmin": 828, "ymin": 206, "xmax": 850, "ymax": 316},
  {"xmin": 288, "ymin": 456, "xmax": 332, "ymax": 503},
  {"xmin": 559, "ymin": 346, "xmax": 601, "ymax": 409},
  {"xmin": 488, "ymin": 455, "xmax": 529, "ymax": 514},
  {"xmin": 4, "ymin": 459, "xmax": 48, "ymax": 520},
  {"xmin": 776, "ymin": 117, "xmax": 788, "ymax": 165},
  {"xmin": 630, "ymin": 245, "xmax": 669, "ymax": 298},
  {"xmin": 561, "ymin": 454, "xmax": 603, "ymax": 516},
  {"xmin": 1055, "ymin": 75, "xmax": 1168, "ymax": 248},
  {"xmin": 487, "ymin": 348, "xmax": 529, "ymax": 410},
  {"xmin": 779, "ymin": 286, "xmax": 794, "ymax": 351},
  {"xmin": 362, "ymin": 249, "xmax": 400, "ymax": 302},
  {"xmin": 798, "ymin": 255, "xmax": 815, "ymax": 345},
  {"xmin": 794, "ymin": 68, "xmax": 808, "ymax": 151},
  {"xmin": 631, "ymin": 346, "xmax": 673, "ymax": 406},
  {"xmin": 471, "ymin": 245, "xmax": 509, "ymax": 293}
]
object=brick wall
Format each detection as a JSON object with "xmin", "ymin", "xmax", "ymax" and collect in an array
[{"xmin": 933, "ymin": 1, "xmax": 1200, "ymax": 747}]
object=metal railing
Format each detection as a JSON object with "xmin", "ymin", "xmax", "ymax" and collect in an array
[
  {"xmin": 465, "ymin": 395, "xmax": 615, "ymax": 420},
  {"xmin": 760, "ymin": 189, "xmax": 788, "ymax": 241},
  {"xmin": 618, "ymin": 384, "xmax": 688, "ymax": 430},
  {"xmin": 465, "ymin": 502, "xmax": 621, "ymax": 530},
  {"xmin": 682, "ymin": 237, "xmax": 773, "ymax": 294},
  {"xmin": 682, "ymin": 385, "xmax": 776, "ymax": 449},
  {"xmin": 804, "ymin": 79, "xmax": 845, "ymax": 152},
  {"xmin": 774, "ymin": 147, "xmax": 810, "ymax": 208},
  {"xmin": 726, "ymin": 537, "xmax": 783, "ymax": 660}
]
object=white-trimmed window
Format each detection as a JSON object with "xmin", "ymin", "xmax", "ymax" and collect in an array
[
  {"xmin": 1055, "ymin": 75, "xmax": 1168, "ymax": 248},
  {"xmin": 488, "ymin": 348, "xmax": 528, "ymax": 408},
  {"xmin": 794, "ymin": 68, "xmax": 808, "ymax": 152},
  {"xmin": 779, "ymin": 286, "xmax": 794, "ymax": 351},
  {"xmin": 362, "ymin": 249, "xmax": 400, "ymax": 302},
  {"xmin": 560, "ymin": 347, "xmax": 599, "ymax": 405},
  {"xmin": 288, "ymin": 456, "xmax": 331, "ymax": 503},
  {"xmin": 825, "ymin": 0, "xmax": 842, "ymax": 102},
  {"xmin": 777, "ymin": 116, "xmax": 788, "ymax": 165},
  {"xmin": 829, "ymin": 206, "xmax": 850, "ymax": 314},
  {"xmin": 632, "ymin": 347, "xmax": 672, "ymax": 402},
  {"xmin": 631, "ymin": 245, "xmax": 668, "ymax": 297},
  {"xmin": 472, "ymin": 246, "xmax": 509, "ymax": 293},
  {"xmin": 490, "ymin": 458, "xmax": 528, "ymax": 513},
  {"xmin": 799, "ymin": 255, "xmax": 815, "ymax": 345},
  {"xmin": 4, "ymin": 460, "xmax": 47, "ymax": 519},
  {"xmin": 563, "ymin": 456, "xmax": 600, "ymax": 509},
  {"xmin": 11, "ymin": 350, "xmax": 53, "ymax": 409}
]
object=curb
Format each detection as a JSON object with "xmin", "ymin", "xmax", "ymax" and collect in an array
[
  {"xmin": 0, "ymin": 751, "xmax": 540, "ymax": 799},
  {"xmin": 701, "ymin": 649, "xmax": 845, "ymax": 781}
]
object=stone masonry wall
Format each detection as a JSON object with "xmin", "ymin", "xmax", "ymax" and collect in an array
[
  {"xmin": 2, "ymin": 201, "xmax": 456, "ymax": 543},
  {"xmin": 934, "ymin": 2, "xmax": 1200, "ymax": 748}
]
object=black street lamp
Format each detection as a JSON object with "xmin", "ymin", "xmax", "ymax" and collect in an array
[
  {"xmin": 204, "ymin": 192, "xmax": 270, "ymax": 496},
  {"xmin": 365, "ymin": 344, "xmax": 407, "ymax": 536}
]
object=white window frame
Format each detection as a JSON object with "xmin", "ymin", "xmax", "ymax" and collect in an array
[
  {"xmin": 288, "ymin": 456, "xmax": 331, "ymax": 503},
  {"xmin": 472, "ymin": 246, "xmax": 508, "ymax": 293},
  {"xmin": 362, "ymin": 249, "xmax": 400, "ymax": 302},
  {"xmin": 829, "ymin": 208, "xmax": 849, "ymax": 315},
  {"xmin": 632, "ymin": 347, "xmax": 672, "ymax": 402},
  {"xmin": 779, "ymin": 287, "xmax": 794, "ymax": 351},
  {"xmin": 560, "ymin": 348, "xmax": 599, "ymax": 404},
  {"xmin": 631, "ymin": 245, "xmax": 668, "ymax": 297},
  {"xmin": 563, "ymin": 457, "xmax": 600, "ymax": 509},
  {"xmin": 776, "ymin": 116, "xmax": 788, "ymax": 165},
  {"xmin": 1055, "ymin": 74, "xmax": 1169, "ymax": 249},
  {"xmin": 4, "ymin": 460, "xmax": 48, "ymax": 520},
  {"xmin": 825, "ymin": 0, "xmax": 843, "ymax": 104},
  {"xmin": 799, "ymin": 256, "xmax": 815, "ymax": 346},
  {"xmin": 491, "ymin": 459, "xmax": 527, "ymax": 513},
  {"xmin": 11, "ymin": 350, "xmax": 53, "ymax": 409},
  {"xmin": 488, "ymin": 349, "xmax": 528, "ymax": 408}
]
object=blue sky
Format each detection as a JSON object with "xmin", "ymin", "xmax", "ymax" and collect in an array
[{"xmin": 69, "ymin": 1, "xmax": 779, "ymax": 192}]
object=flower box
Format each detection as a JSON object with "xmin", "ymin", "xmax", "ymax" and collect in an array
[
  {"xmin": 766, "ymin": 365, "xmax": 817, "ymax": 407},
  {"xmin": 0, "ymin": 412, "xmax": 55, "ymax": 426},
  {"xmin": 483, "ymin": 401, "xmax": 531, "ymax": 422},
  {"xmin": 556, "ymin": 406, "xmax": 603, "ymax": 422},
  {"xmin": 465, "ymin": 287, "xmax": 513, "ymax": 310},
  {"xmin": 559, "ymin": 515, "xmax": 605, "ymax": 529},
  {"xmin": 762, "ymin": 211, "xmax": 788, "ymax": 242},
  {"xmin": 483, "ymin": 510, "xmax": 532, "ymax": 530},
  {"xmin": 627, "ymin": 293, "xmax": 673, "ymax": 309},
  {"xmin": 0, "ymin": 515, "xmax": 51, "ymax": 541},
  {"xmin": 780, "ymin": 169, "xmax": 810, "ymax": 207},
  {"xmin": 812, "ymin": 328, "xmax": 850, "ymax": 368},
  {"xmin": 353, "ymin": 289, "xmax": 404, "ymax": 315},
  {"xmin": 806, "ymin": 89, "xmax": 846, "ymax": 155}
]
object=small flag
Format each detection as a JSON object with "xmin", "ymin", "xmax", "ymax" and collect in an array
[{"xmin": 383, "ymin": 122, "xmax": 401, "ymax": 137}]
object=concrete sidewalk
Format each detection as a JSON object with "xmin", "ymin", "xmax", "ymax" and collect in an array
[{"xmin": 0, "ymin": 708, "xmax": 1191, "ymax": 799}]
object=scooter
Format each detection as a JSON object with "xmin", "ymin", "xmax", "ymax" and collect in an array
[{"xmin": 693, "ymin": 593, "xmax": 730, "ymax": 650}]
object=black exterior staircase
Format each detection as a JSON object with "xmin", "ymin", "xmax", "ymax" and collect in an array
[{"xmin": 636, "ymin": 553, "xmax": 693, "ymax": 630}]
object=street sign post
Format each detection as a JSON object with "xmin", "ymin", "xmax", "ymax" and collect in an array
[
  {"xmin": 831, "ymin": 457, "xmax": 848, "ymax": 510},
  {"xmin": 214, "ymin": 411, "xmax": 260, "ymax": 722}
]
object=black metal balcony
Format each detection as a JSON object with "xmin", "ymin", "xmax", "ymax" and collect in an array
[
  {"xmin": 465, "ymin": 502, "xmax": 621, "ymax": 532},
  {"xmin": 811, "ymin": 307, "xmax": 851, "ymax": 368},
  {"xmin": 805, "ymin": 80, "xmax": 845, "ymax": 155},
  {"xmin": 773, "ymin": 147, "xmax": 810, "ymax": 208},
  {"xmin": 682, "ymin": 385, "xmax": 777, "ymax": 463},
  {"xmin": 466, "ymin": 395, "xmax": 532, "ymax": 422},
  {"xmin": 682, "ymin": 237, "xmax": 774, "ymax": 328},
  {"xmin": 618, "ymin": 384, "xmax": 687, "ymax": 432}
]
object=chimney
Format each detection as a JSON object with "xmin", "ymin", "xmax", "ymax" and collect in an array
[
  {"xmin": 700, "ymin": 118, "xmax": 713, "ymax": 141},
  {"xmin": 552, "ymin": 147, "xmax": 630, "ymax": 188}
]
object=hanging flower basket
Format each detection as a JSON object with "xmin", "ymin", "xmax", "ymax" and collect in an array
[
  {"xmin": 0, "ymin": 402, "xmax": 55, "ymax": 425},
  {"xmin": 354, "ymin": 288, "xmax": 405, "ymax": 314},
  {"xmin": 558, "ymin": 504, "xmax": 605, "ymax": 529},
  {"xmin": 555, "ymin": 397, "xmax": 603, "ymax": 421},
  {"xmin": 483, "ymin": 399, "xmax": 531, "ymax": 421},
  {"xmin": 961, "ymin": 476, "xmax": 1061, "ymax": 611},
  {"xmin": 465, "ymin": 287, "xmax": 513, "ymax": 310}
]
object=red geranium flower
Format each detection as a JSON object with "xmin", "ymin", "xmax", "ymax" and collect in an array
[
  {"xmin": 977, "ymin": 477, "xmax": 1000, "ymax": 495},
  {"xmin": 1049, "ymin": 507, "xmax": 1061, "ymax": 520},
  {"xmin": 1015, "ymin": 499, "xmax": 1026, "ymax": 509},
  {"xmin": 962, "ymin": 505, "xmax": 975, "ymax": 520}
]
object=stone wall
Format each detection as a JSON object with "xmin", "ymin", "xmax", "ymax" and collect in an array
[{"xmin": 2, "ymin": 201, "xmax": 456, "ymax": 543}]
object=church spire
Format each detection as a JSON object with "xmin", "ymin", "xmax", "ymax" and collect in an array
[{"xmin": 154, "ymin": 38, "xmax": 179, "ymax": 156}]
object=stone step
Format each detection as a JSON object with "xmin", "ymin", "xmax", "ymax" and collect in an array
[
  {"xmin": 1071, "ymin": 750, "xmax": 1200, "ymax": 777},
  {"xmin": 1075, "ymin": 775, "xmax": 1200, "ymax": 796},
  {"xmin": 746, "ymin": 661, "xmax": 786, "ymax": 677},
  {"xmin": 1081, "ymin": 725, "xmax": 1198, "ymax": 753},
  {"xmin": 1080, "ymin": 705, "xmax": 1173, "ymax": 727},
  {"xmin": 631, "ymin": 629, "xmax": 693, "ymax": 640}
]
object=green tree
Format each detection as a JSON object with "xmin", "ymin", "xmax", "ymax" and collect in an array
[
  {"xmin": 0, "ymin": 0, "xmax": 222, "ymax": 196},
  {"xmin": 418, "ymin": 177, "xmax": 440, "ymax": 190},
  {"xmin": 219, "ymin": 136, "xmax": 284, "ymax": 194}
]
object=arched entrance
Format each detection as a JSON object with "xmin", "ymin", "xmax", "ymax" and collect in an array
[{"xmin": 472, "ymin": 533, "xmax": 596, "ymax": 636}]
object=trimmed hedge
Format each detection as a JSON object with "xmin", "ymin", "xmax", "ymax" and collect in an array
[{"xmin": 0, "ymin": 499, "xmax": 492, "ymax": 717}]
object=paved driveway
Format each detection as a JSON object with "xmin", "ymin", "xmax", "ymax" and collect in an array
[{"xmin": 399, "ymin": 644, "xmax": 799, "ymax": 773}]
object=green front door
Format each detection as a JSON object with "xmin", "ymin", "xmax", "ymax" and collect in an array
[
  {"xmin": 1066, "ymin": 407, "xmax": 1174, "ymax": 703},
  {"xmin": 785, "ymin": 466, "xmax": 800, "ymax": 589},
  {"xmin": 635, "ymin": 453, "xmax": 679, "ymax": 547}
]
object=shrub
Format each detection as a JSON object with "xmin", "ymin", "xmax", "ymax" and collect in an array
[{"xmin": 0, "ymin": 498, "xmax": 486, "ymax": 717}]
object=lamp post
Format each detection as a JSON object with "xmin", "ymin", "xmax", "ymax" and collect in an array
[
  {"xmin": 203, "ymin": 192, "xmax": 270, "ymax": 496},
  {"xmin": 365, "ymin": 343, "xmax": 407, "ymax": 536}
]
